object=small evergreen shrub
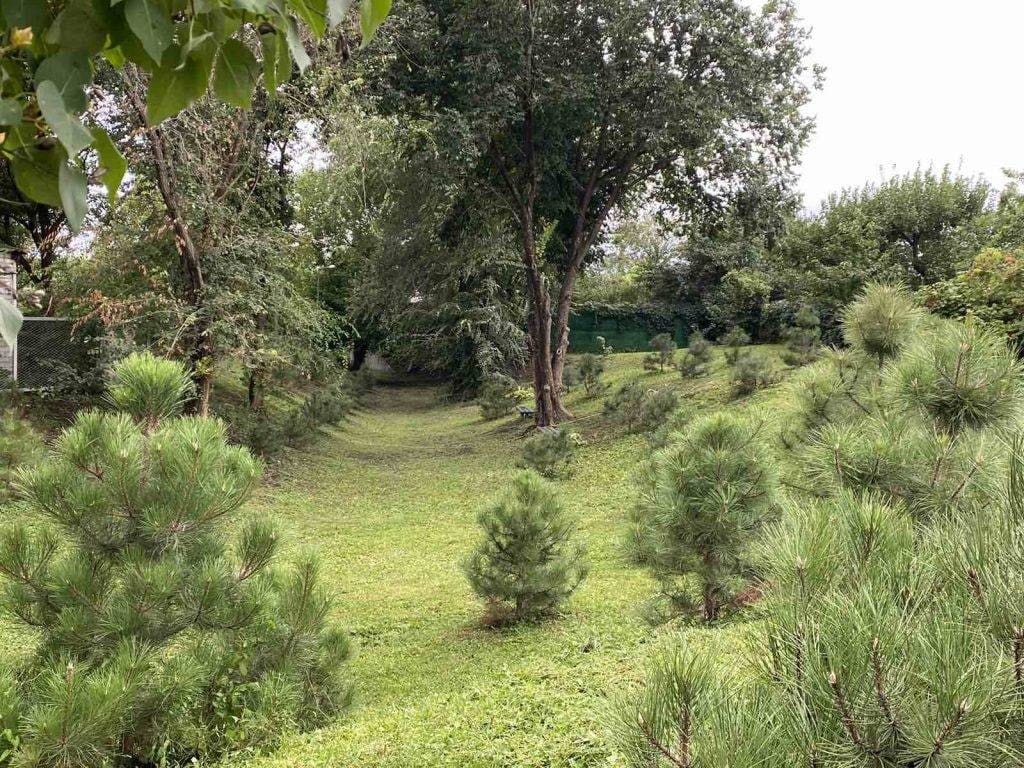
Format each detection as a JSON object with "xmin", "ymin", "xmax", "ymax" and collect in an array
[
  {"xmin": 720, "ymin": 326, "xmax": 751, "ymax": 365},
  {"xmin": 646, "ymin": 406, "xmax": 695, "ymax": 450},
  {"xmin": 477, "ymin": 375, "xmax": 520, "ymax": 421},
  {"xmin": 0, "ymin": 353, "xmax": 353, "ymax": 766},
  {"xmin": 648, "ymin": 333, "xmax": 677, "ymax": 372},
  {"xmin": 780, "ymin": 305, "xmax": 822, "ymax": 366},
  {"xmin": 677, "ymin": 331, "xmax": 713, "ymax": 378},
  {"xmin": 638, "ymin": 388, "xmax": 679, "ymax": 434},
  {"xmin": 595, "ymin": 336, "xmax": 613, "ymax": 357},
  {"xmin": 577, "ymin": 353, "xmax": 607, "ymax": 396},
  {"xmin": 521, "ymin": 427, "xmax": 580, "ymax": 479},
  {"xmin": 842, "ymin": 283, "xmax": 922, "ymax": 364},
  {"xmin": 0, "ymin": 411, "xmax": 43, "ymax": 504},
  {"xmin": 604, "ymin": 381, "xmax": 647, "ymax": 432},
  {"xmin": 730, "ymin": 350, "xmax": 781, "ymax": 396},
  {"xmin": 630, "ymin": 411, "xmax": 776, "ymax": 622},
  {"xmin": 463, "ymin": 471, "xmax": 587, "ymax": 624}
]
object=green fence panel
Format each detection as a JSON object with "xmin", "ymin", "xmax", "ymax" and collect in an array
[{"xmin": 565, "ymin": 308, "xmax": 689, "ymax": 353}]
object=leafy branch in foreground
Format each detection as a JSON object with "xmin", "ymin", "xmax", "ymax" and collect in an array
[{"xmin": 0, "ymin": 0, "xmax": 392, "ymax": 229}]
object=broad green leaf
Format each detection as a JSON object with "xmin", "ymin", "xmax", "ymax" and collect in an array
[
  {"xmin": 180, "ymin": 31, "xmax": 215, "ymax": 64},
  {"xmin": 34, "ymin": 52, "xmax": 91, "ymax": 112},
  {"xmin": 359, "ymin": 0, "xmax": 390, "ymax": 44},
  {"xmin": 59, "ymin": 161, "xmax": 89, "ymax": 232},
  {"xmin": 288, "ymin": 0, "xmax": 327, "ymax": 38},
  {"xmin": 0, "ymin": 99, "xmax": 20, "ymax": 126},
  {"xmin": 0, "ymin": 297, "xmax": 22, "ymax": 350},
  {"xmin": 91, "ymin": 128, "xmax": 127, "ymax": 203},
  {"xmin": 213, "ymin": 39, "xmax": 259, "ymax": 108},
  {"xmin": 259, "ymin": 30, "xmax": 292, "ymax": 93},
  {"xmin": 147, "ymin": 45, "xmax": 212, "ymax": 125},
  {"xmin": 232, "ymin": 0, "xmax": 271, "ymax": 11},
  {"xmin": 327, "ymin": 0, "xmax": 352, "ymax": 28},
  {"xmin": 104, "ymin": 46, "xmax": 127, "ymax": 68},
  {"xmin": 125, "ymin": 0, "xmax": 174, "ymax": 64},
  {"xmin": 36, "ymin": 80, "xmax": 93, "ymax": 156},
  {"xmin": 1, "ymin": 0, "xmax": 47, "ymax": 30},
  {"xmin": 11, "ymin": 145, "xmax": 64, "ymax": 207},
  {"xmin": 44, "ymin": 0, "xmax": 106, "ymax": 54},
  {"xmin": 284, "ymin": 16, "xmax": 311, "ymax": 72}
]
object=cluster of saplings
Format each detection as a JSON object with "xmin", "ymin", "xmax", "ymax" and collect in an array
[
  {"xmin": 0, "ymin": 354, "xmax": 352, "ymax": 767},
  {"xmin": 611, "ymin": 284, "xmax": 1024, "ymax": 767}
]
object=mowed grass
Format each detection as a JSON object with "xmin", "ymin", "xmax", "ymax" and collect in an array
[{"xmin": 238, "ymin": 347, "xmax": 792, "ymax": 768}]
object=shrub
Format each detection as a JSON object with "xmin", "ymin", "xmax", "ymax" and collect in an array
[
  {"xmin": 595, "ymin": 335, "xmax": 613, "ymax": 357},
  {"xmin": 463, "ymin": 471, "xmax": 587, "ymax": 624},
  {"xmin": 477, "ymin": 375, "xmax": 520, "ymax": 421},
  {"xmin": 0, "ymin": 353, "xmax": 353, "ymax": 765},
  {"xmin": 577, "ymin": 353, "xmax": 607, "ymax": 396},
  {"xmin": 642, "ymin": 352, "xmax": 661, "ymax": 372},
  {"xmin": 604, "ymin": 381, "xmax": 647, "ymax": 432},
  {"xmin": 731, "ymin": 351, "xmax": 781, "ymax": 396},
  {"xmin": 521, "ymin": 427, "xmax": 580, "ymax": 479},
  {"xmin": 842, "ymin": 283, "xmax": 922, "ymax": 364},
  {"xmin": 891, "ymin": 320, "xmax": 1024, "ymax": 435},
  {"xmin": 720, "ymin": 326, "xmax": 751, "ymax": 365},
  {"xmin": 648, "ymin": 333, "xmax": 677, "ymax": 372},
  {"xmin": 638, "ymin": 388, "xmax": 679, "ymax": 434},
  {"xmin": 630, "ymin": 411, "xmax": 776, "ymax": 622},
  {"xmin": 0, "ymin": 411, "xmax": 43, "ymax": 504},
  {"xmin": 780, "ymin": 305, "xmax": 822, "ymax": 366},
  {"xmin": 677, "ymin": 331, "xmax": 713, "ymax": 378},
  {"xmin": 646, "ymin": 406, "xmax": 695, "ymax": 450}
]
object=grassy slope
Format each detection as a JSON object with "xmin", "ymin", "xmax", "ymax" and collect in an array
[{"xmin": 239, "ymin": 347, "xmax": 792, "ymax": 768}]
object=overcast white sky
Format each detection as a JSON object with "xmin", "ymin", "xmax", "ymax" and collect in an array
[{"xmin": 789, "ymin": 0, "xmax": 1024, "ymax": 210}]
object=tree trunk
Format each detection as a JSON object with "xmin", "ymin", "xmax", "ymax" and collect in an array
[
  {"xmin": 523, "ymin": 256, "xmax": 558, "ymax": 427},
  {"xmin": 247, "ymin": 369, "xmax": 264, "ymax": 411},
  {"xmin": 124, "ymin": 73, "xmax": 212, "ymax": 416}
]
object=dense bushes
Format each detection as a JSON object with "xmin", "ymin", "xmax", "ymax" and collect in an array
[
  {"xmin": 0, "ymin": 353, "xmax": 352, "ymax": 766},
  {"xmin": 614, "ymin": 284, "xmax": 1024, "ymax": 766},
  {"xmin": 463, "ymin": 471, "xmax": 587, "ymax": 625},
  {"xmin": 604, "ymin": 382, "xmax": 678, "ymax": 434},
  {"xmin": 234, "ymin": 375, "xmax": 362, "ymax": 457}
]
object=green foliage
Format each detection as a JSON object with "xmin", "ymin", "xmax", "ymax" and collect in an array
[
  {"xmin": 730, "ymin": 351, "xmax": 781, "ymax": 396},
  {"xmin": 476, "ymin": 375, "xmax": 520, "ymax": 421},
  {"xmin": 0, "ymin": 0, "xmax": 391, "ymax": 222},
  {"xmin": 629, "ymin": 411, "xmax": 776, "ymax": 622},
  {"xmin": 603, "ymin": 380, "xmax": 647, "ymax": 432},
  {"xmin": 608, "ymin": 647, "xmax": 784, "ymax": 768},
  {"xmin": 677, "ymin": 331, "xmax": 713, "ymax": 378},
  {"xmin": 920, "ymin": 247, "xmax": 1024, "ymax": 347},
  {"xmin": 576, "ymin": 353, "xmax": 607, "ymax": 396},
  {"xmin": 638, "ymin": 388, "xmax": 680, "ymax": 435},
  {"xmin": 105, "ymin": 353, "xmax": 194, "ymax": 426},
  {"xmin": 595, "ymin": 336, "xmax": 613, "ymax": 357},
  {"xmin": 780, "ymin": 305, "xmax": 822, "ymax": 366},
  {"xmin": 235, "ymin": 376, "xmax": 359, "ymax": 457},
  {"xmin": 604, "ymin": 382, "xmax": 677, "ymax": 435},
  {"xmin": 842, "ymin": 283, "xmax": 923, "ymax": 364},
  {"xmin": 463, "ymin": 471, "xmax": 587, "ymax": 625},
  {"xmin": 892, "ymin": 320, "xmax": 1024, "ymax": 435},
  {"xmin": 720, "ymin": 326, "xmax": 751, "ymax": 365},
  {"xmin": 520, "ymin": 428, "xmax": 580, "ymax": 479},
  {"xmin": 0, "ymin": 410, "xmax": 42, "ymax": 504},
  {"xmin": 0, "ymin": 352, "xmax": 353, "ymax": 765},
  {"xmin": 647, "ymin": 333, "xmax": 676, "ymax": 372}
]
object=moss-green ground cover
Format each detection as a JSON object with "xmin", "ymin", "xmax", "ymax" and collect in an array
[{"xmin": 237, "ymin": 349, "xmax": 789, "ymax": 767}]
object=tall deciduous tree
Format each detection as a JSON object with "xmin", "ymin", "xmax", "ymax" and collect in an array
[{"xmin": 367, "ymin": 0, "xmax": 817, "ymax": 425}]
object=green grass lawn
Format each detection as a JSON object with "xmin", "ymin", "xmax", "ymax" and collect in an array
[{"xmin": 237, "ymin": 348, "xmax": 791, "ymax": 768}]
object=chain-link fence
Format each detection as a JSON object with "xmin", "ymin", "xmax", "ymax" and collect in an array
[{"xmin": 15, "ymin": 318, "xmax": 92, "ymax": 390}]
